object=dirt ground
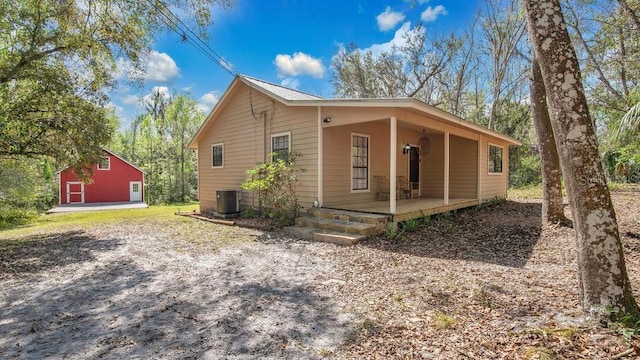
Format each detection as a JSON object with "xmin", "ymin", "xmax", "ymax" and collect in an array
[{"xmin": 1, "ymin": 186, "xmax": 640, "ymax": 359}]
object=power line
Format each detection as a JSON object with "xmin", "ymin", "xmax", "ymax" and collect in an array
[{"xmin": 147, "ymin": 0, "xmax": 238, "ymax": 77}]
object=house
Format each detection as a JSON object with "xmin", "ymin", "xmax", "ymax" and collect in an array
[
  {"xmin": 57, "ymin": 149, "xmax": 144, "ymax": 205},
  {"xmin": 189, "ymin": 75, "xmax": 521, "ymax": 242}
]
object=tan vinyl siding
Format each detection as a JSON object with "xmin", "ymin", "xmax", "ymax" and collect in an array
[
  {"xmin": 479, "ymin": 136, "xmax": 510, "ymax": 201},
  {"xmin": 449, "ymin": 135, "xmax": 478, "ymax": 198},
  {"xmin": 422, "ymin": 134, "xmax": 444, "ymax": 198},
  {"xmin": 323, "ymin": 121, "xmax": 390, "ymax": 205},
  {"xmin": 197, "ymin": 84, "xmax": 317, "ymax": 212}
]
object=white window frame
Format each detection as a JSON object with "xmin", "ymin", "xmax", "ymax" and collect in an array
[
  {"xmin": 488, "ymin": 143, "xmax": 504, "ymax": 175},
  {"xmin": 98, "ymin": 156, "xmax": 110, "ymax": 170},
  {"xmin": 351, "ymin": 132, "xmax": 370, "ymax": 193},
  {"xmin": 270, "ymin": 131, "xmax": 291, "ymax": 162},
  {"xmin": 211, "ymin": 143, "xmax": 224, "ymax": 168}
]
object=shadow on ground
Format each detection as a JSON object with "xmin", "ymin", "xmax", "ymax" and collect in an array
[
  {"xmin": 0, "ymin": 233, "xmax": 351, "ymax": 359},
  {"xmin": 0, "ymin": 231, "xmax": 120, "ymax": 278},
  {"xmin": 362, "ymin": 200, "xmax": 544, "ymax": 268}
]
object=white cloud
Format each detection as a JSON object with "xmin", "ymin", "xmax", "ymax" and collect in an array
[
  {"xmin": 331, "ymin": 22, "xmax": 425, "ymax": 69},
  {"xmin": 197, "ymin": 91, "xmax": 220, "ymax": 113},
  {"xmin": 421, "ymin": 5, "xmax": 447, "ymax": 22},
  {"xmin": 144, "ymin": 51, "xmax": 180, "ymax": 82},
  {"xmin": 142, "ymin": 86, "xmax": 171, "ymax": 107},
  {"xmin": 117, "ymin": 51, "xmax": 180, "ymax": 83},
  {"xmin": 365, "ymin": 22, "xmax": 424, "ymax": 55},
  {"xmin": 376, "ymin": 6, "xmax": 405, "ymax": 31},
  {"xmin": 280, "ymin": 78, "xmax": 300, "ymax": 90},
  {"xmin": 274, "ymin": 52, "xmax": 325, "ymax": 78},
  {"xmin": 121, "ymin": 94, "xmax": 140, "ymax": 106},
  {"xmin": 107, "ymin": 101, "xmax": 124, "ymax": 113}
]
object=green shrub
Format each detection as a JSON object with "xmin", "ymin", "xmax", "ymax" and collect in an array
[
  {"xmin": 401, "ymin": 218, "xmax": 420, "ymax": 232},
  {"xmin": 0, "ymin": 205, "xmax": 38, "ymax": 229},
  {"xmin": 241, "ymin": 152, "xmax": 304, "ymax": 226},
  {"xmin": 509, "ymin": 154, "xmax": 542, "ymax": 188},
  {"xmin": 384, "ymin": 227, "xmax": 404, "ymax": 241},
  {"xmin": 602, "ymin": 144, "xmax": 640, "ymax": 183}
]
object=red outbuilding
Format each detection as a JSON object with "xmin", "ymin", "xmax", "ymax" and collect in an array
[{"xmin": 57, "ymin": 149, "xmax": 145, "ymax": 204}]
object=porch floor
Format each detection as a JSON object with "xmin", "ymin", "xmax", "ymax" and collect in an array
[{"xmin": 324, "ymin": 197, "xmax": 479, "ymax": 223}]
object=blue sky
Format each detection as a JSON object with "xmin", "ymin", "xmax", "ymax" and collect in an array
[{"xmin": 110, "ymin": 0, "xmax": 483, "ymax": 127}]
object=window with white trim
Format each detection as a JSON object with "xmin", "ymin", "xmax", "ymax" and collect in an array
[
  {"xmin": 212, "ymin": 143, "xmax": 224, "ymax": 168},
  {"xmin": 488, "ymin": 144, "xmax": 503, "ymax": 174},
  {"xmin": 98, "ymin": 157, "xmax": 110, "ymax": 170},
  {"xmin": 352, "ymin": 133, "xmax": 369, "ymax": 191},
  {"xmin": 271, "ymin": 132, "xmax": 291, "ymax": 162}
]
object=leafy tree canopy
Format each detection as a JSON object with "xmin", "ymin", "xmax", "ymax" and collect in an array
[{"xmin": 0, "ymin": 0, "xmax": 233, "ymax": 175}]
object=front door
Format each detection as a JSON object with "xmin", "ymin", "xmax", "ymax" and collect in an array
[
  {"xmin": 129, "ymin": 181, "xmax": 142, "ymax": 202},
  {"xmin": 409, "ymin": 146, "xmax": 420, "ymax": 197},
  {"xmin": 66, "ymin": 182, "xmax": 84, "ymax": 204}
]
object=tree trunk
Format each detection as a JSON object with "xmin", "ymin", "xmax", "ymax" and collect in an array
[
  {"xmin": 523, "ymin": 0, "xmax": 639, "ymax": 322},
  {"xmin": 530, "ymin": 58, "xmax": 570, "ymax": 226}
]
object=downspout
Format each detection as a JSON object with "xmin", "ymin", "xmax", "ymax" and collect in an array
[{"xmin": 263, "ymin": 111, "xmax": 268, "ymax": 163}]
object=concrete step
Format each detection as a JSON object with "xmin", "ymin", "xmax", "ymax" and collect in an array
[
  {"xmin": 302, "ymin": 208, "xmax": 389, "ymax": 226},
  {"xmin": 295, "ymin": 216, "xmax": 382, "ymax": 236},
  {"xmin": 285, "ymin": 226, "xmax": 366, "ymax": 246}
]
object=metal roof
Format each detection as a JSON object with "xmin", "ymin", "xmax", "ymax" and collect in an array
[{"xmin": 239, "ymin": 75, "xmax": 323, "ymax": 101}]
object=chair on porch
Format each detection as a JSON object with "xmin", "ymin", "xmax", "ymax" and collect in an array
[
  {"xmin": 397, "ymin": 176, "xmax": 412, "ymax": 200},
  {"xmin": 373, "ymin": 175, "xmax": 390, "ymax": 201}
]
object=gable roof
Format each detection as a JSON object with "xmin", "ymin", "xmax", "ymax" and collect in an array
[
  {"xmin": 189, "ymin": 74, "xmax": 522, "ymax": 148},
  {"xmin": 55, "ymin": 148, "xmax": 144, "ymax": 174}
]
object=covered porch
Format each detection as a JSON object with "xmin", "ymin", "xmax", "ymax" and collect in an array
[{"xmin": 318, "ymin": 105, "xmax": 487, "ymax": 223}]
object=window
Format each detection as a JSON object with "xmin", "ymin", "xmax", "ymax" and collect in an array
[
  {"xmin": 98, "ymin": 157, "xmax": 110, "ymax": 170},
  {"xmin": 488, "ymin": 144, "xmax": 503, "ymax": 174},
  {"xmin": 271, "ymin": 132, "xmax": 291, "ymax": 162},
  {"xmin": 132, "ymin": 183, "xmax": 139, "ymax": 192},
  {"xmin": 212, "ymin": 143, "xmax": 224, "ymax": 168},
  {"xmin": 352, "ymin": 133, "xmax": 369, "ymax": 191}
]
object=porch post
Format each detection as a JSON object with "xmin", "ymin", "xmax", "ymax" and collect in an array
[
  {"xmin": 317, "ymin": 106, "xmax": 323, "ymax": 207},
  {"xmin": 390, "ymin": 116, "xmax": 397, "ymax": 214},
  {"xmin": 477, "ymin": 135, "xmax": 482, "ymax": 203},
  {"xmin": 444, "ymin": 131, "xmax": 450, "ymax": 205}
]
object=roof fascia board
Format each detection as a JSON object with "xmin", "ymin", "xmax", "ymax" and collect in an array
[
  {"xmin": 291, "ymin": 98, "xmax": 521, "ymax": 145},
  {"xmin": 55, "ymin": 148, "xmax": 145, "ymax": 174},
  {"xmin": 102, "ymin": 148, "xmax": 146, "ymax": 173}
]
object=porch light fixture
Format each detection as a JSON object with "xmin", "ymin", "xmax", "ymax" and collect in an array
[
  {"xmin": 323, "ymin": 117, "xmax": 331, "ymax": 123},
  {"xmin": 402, "ymin": 143, "xmax": 411, "ymax": 154}
]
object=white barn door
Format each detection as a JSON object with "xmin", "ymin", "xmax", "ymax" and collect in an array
[{"xmin": 129, "ymin": 181, "xmax": 142, "ymax": 202}]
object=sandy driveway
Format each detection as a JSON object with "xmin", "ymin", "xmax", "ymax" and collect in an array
[
  {"xmin": 0, "ymin": 223, "xmax": 354, "ymax": 359},
  {"xmin": 3, "ymin": 192, "xmax": 640, "ymax": 359}
]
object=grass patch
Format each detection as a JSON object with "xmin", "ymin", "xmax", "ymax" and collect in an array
[
  {"xmin": 433, "ymin": 311, "xmax": 456, "ymax": 330},
  {"xmin": 508, "ymin": 186, "xmax": 543, "ymax": 199},
  {"xmin": 384, "ymin": 227, "xmax": 404, "ymax": 241},
  {"xmin": 0, "ymin": 203, "xmax": 199, "ymax": 239},
  {"xmin": 509, "ymin": 182, "xmax": 635, "ymax": 200},
  {"xmin": 521, "ymin": 346, "xmax": 554, "ymax": 360}
]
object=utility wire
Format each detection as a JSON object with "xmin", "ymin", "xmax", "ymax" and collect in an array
[
  {"xmin": 156, "ymin": 1, "xmax": 236, "ymax": 74},
  {"xmin": 147, "ymin": 0, "xmax": 238, "ymax": 77}
]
